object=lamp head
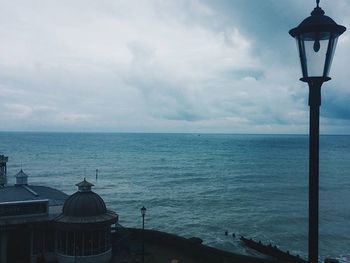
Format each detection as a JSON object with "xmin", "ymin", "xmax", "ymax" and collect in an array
[
  {"xmin": 289, "ymin": 1, "xmax": 346, "ymax": 82},
  {"xmin": 141, "ymin": 206, "xmax": 146, "ymax": 216}
]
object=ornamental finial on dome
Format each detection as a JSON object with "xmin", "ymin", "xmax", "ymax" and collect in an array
[{"xmin": 76, "ymin": 178, "xmax": 94, "ymax": 192}]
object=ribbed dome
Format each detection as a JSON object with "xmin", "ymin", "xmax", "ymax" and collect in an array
[
  {"xmin": 63, "ymin": 191, "xmax": 107, "ymax": 217},
  {"xmin": 62, "ymin": 179, "xmax": 107, "ymax": 217}
]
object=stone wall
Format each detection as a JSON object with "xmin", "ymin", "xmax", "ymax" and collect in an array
[{"xmin": 112, "ymin": 228, "xmax": 277, "ymax": 263}]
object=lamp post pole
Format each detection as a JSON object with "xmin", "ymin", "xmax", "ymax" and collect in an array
[
  {"xmin": 289, "ymin": 1, "xmax": 346, "ymax": 262},
  {"xmin": 141, "ymin": 206, "xmax": 146, "ymax": 263},
  {"xmin": 308, "ymin": 78, "xmax": 323, "ymax": 263},
  {"xmin": 142, "ymin": 213, "xmax": 145, "ymax": 263}
]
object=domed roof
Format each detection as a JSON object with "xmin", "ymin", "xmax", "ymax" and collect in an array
[{"xmin": 62, "ymin": 179, "xmax": 107, "ymax": 217}]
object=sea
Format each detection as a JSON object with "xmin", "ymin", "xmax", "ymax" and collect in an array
[{"xmin": 0, "ymin": 132, "xmax": 349, "ymax": 262}]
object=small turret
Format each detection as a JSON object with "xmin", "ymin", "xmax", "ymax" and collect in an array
[
  {"xmin": 76, "ymin": 178, "xmax": 94, "ymax": 192},
  {"xmin": 15, "ymin": 169, "xmax": 28, "ymax": 186},
  {"xmin": 0, "ymin": 155, "xmax": 8, "ymax": 187}
]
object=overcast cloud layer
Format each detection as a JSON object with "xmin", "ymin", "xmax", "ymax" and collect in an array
[{"xmin": 0, "ymin": 0, "xmax": 349, "ymax": 133}]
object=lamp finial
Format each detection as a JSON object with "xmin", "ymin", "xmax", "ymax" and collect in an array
[{"xmin": 316, "ymin": 0, "xmax": 320, "ymax": 7}]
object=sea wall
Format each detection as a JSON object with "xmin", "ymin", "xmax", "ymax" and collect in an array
[{"xmin": 112, "ymin": 227, "xmax": 277, "ymax": 263}]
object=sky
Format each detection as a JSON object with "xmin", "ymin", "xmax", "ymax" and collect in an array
[{"xmin": 0, "ymin": 0, "xmax": 349, "ymax": 134}]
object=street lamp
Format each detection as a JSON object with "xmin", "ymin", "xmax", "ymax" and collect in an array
[
  {"xmin": 140, "ymin": 206, "xmax": 146, "ymax": 263},
  {"xmin": 289, "ymin": 1, "xmax": 346, "ymax": 263}
]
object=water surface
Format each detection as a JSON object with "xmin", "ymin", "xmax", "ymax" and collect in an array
[{"xmin": 0, "ymin": 132, "xmax": 349, "ymax": 262}]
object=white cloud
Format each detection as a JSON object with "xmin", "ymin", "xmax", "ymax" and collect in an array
[{"xmin": 0, "ymin": 0, "xmax": 349, "ymax": 133}]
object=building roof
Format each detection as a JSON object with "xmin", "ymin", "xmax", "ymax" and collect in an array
[
  {"xmin": 55, "ymin": 211, "xmax": 118, "ymax": 224},
  {"xmin": 76, "ymin": 178, "xmax": 94, "ymax": 192},
  {"xmin": 63, "ymin": 178, "xmax": 106, "ymax": 217},
  {"xmin": 15, "ymin": 169, "xmax": 28, "ymax": 178},
  {"xmin": 56, "ymin": 179, "xmax": 118, "ymax": 224},
  {"xmin": 63, "ymin": 190, "xmax": 107, "ymax": 216},
  {"xmin": 0, "ymin": 185, "xmax": 68, "ymax": 206}
]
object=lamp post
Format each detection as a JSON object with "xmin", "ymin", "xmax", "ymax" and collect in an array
[
  {"xmin": 289, "ymin": 1, "xmax": 346, "ymax": 262},
  {"xmin": 140, "ymin": 206, "xmax": 146, "ymax": 263}
]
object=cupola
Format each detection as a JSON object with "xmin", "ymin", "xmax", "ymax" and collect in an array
[
  {"xmin": 55, "ymin": 179, "xmax": 118, "ymax": 263},
  {"xmin": 62, "ymin": 178, "xmax": 107, "ymax": 217},
  {"xmin": 15, "ymin": 169, "xmax": 28, "ymax": 186}
]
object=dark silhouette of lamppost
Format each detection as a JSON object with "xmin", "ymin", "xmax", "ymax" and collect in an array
[
  {"xmin": 140, "ymin": 206, "xmax": 147, "ymax": 263},
  {"xmin": 289, "ymin": 1, "xmax": 346, "ymax": 262}
]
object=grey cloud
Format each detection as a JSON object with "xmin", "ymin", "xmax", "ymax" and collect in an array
[
  {"xmin": 224, "ymin": 69, "xmax": 265, "ymax": 81},
  {"xmin": 323, "ymin": 92, "xmax": 350, "ymax": 120},
  {"xmin": 0, "ymin": 0, "xmax": 348, "ymax": 133}
]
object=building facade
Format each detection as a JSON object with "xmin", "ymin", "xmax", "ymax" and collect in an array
[{"xmin": 0, "ymin": 156, "xmax": 118, "ymax": 263}]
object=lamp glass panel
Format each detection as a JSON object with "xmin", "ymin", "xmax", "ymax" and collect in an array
[
  {"xmin": 296, "ymin": 37, "xmax": 307, "ymax": 78},
  {"xmin": 301, "ymin": 31, "xmax": 330, "ymax": 77},
  {"xmin": 323, "ymin": 36, "xmax": 338, "ymax": 77}
]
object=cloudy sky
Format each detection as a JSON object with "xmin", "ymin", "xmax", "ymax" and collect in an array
[{"xmin": 0, "ymin": 0, "xmax": 349, "ymax": 134}]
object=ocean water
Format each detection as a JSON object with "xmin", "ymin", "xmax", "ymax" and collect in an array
[{"xmin": 0, "ymin": 132, "xmax": 349, "ymax": 262}]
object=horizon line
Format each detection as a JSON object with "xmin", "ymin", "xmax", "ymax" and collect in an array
[{"xmin": 0, "ymin": 130, "xmax": 349, "ymax": 136}]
